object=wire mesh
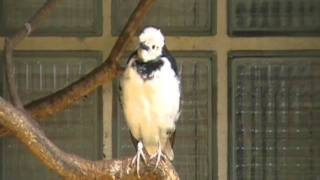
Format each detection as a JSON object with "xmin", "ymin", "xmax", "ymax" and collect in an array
[
  {"xmin": 229, "ymin": 0, "xmax": 320, "ymax": 36},
  {"xmin": 0, "ymin": 0, "xmax": 102, "ymax": 36},
  {"xmin": 0, "ymin": 52, "xmax": 102, "ymax": 180},
  {"xmin": 229, "ymin": 52, "xmax": 320, "ymax": 180},
  {"xmin": 112, "ymin": 0, "xmax": 214, "ymax": 36}
]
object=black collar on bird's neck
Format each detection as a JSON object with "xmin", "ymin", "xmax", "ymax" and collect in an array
[{"xmin": 132, "ymin": 56, "xmax": 164, "ymax": 80}]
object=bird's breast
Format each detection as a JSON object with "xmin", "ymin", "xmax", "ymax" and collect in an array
[{"xmin": 121, "ymin": 59, "xmax": 180, "ymax": 140}]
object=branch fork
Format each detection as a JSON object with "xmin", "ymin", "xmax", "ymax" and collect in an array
[{"xmin": 0, "ymin": 0, "xmax": 180, "ymax": 179}]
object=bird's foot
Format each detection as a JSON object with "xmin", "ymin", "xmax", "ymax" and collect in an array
[
  {"xmin": 150, "ymin": 145, "xmax": 167, "ymax": 170},
  {"xmin": 131, "ymin": 141, "xmax": 146, "ymax": 178}
]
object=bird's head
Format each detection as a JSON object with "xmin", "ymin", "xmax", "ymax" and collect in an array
[{"xmin": 137, "ymin": 27, "xmax": 164, "ymax": 62}]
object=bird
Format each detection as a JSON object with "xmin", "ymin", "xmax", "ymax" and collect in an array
[{"xmin": 120, "ymin": 26, "xmax": 180, "ymax": 176}]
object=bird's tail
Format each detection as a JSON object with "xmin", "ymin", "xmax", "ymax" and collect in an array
[{"xmin": 163, "ymin": 140, "xmax": 174, "ymax": 161}]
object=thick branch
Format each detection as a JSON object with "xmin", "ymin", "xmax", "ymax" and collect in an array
[
  {"xmin": 0, "ymin": 97, "xmax": 179, "ymax": 179},
  {"xmin": 0, "ymin": 0, "xmax": 156, "ymax": 137}
]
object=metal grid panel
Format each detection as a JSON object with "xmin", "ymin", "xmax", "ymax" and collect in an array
[
  {"xmin": 112, "ymin": 0, "xmax": 215, "ymax": 36},
  {"xmin": 113, "ymin": 52, "xmax": 216, "ymax": 180},
  {"xmin": 229, "ymin": 0, "xmax": 320, "ymax": 36},
  {"xmin": 0, "ymin": 51, "xmax": 103, "ymax": 180},
  {"xmin": 229, "ymin": 51, "xmax": 320, "ymax": 180},
  {"xmin": 0, "ymin": 0, "xmax": 102, "ymax": 36}
]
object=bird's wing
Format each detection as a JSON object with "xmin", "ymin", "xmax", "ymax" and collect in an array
[
  {"xmin": 126, "ymin": 50, "xmax": 138, "ymax": 65},
  {"xmin": 162, "ymin": 45, "xmax": 179, "ymax": 77},
  {"xmin": 161, "ymin": 47, "xmax": 181, "ymax": 160},
  {"xmin": 169, "ymin": 130, "xmax": 176, "ymax": 148},
  {"xmin": 129, "ymin": 131, "xmax": 139, "ymax": 151},
  {"xmin": 162, "ymin": 45, "xmax": 182, "ymax": 122},
  {"xmin": 162, "ymin": 130, "xmax": 176, "ymax": 161}
]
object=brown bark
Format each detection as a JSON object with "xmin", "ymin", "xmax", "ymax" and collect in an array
[
  {"xmin": 0, "ymin": 97, "xmax": 179, "ymax": 179},
  {"xmin": 0, "ymin": 0, "xmax": 156, "ymax": 137}
]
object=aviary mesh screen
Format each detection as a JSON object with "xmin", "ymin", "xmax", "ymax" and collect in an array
[
  {"xmin": 112, "ymin": 0, "xmax": 215, "ymax": 36},
  {"xmin": 0, "ymin": 0, "xmax": 102, "ymax": 36},
  {"xmin": 229, "ymin": 0, "xmax": 320, "ymax": 36},
  {"xmin": 0, "ymin": 51, "xmax": 102, "ymax": 180},
  {"xmin": 229, "ymin": 52, "xmax": 320, "ymax": 180}
]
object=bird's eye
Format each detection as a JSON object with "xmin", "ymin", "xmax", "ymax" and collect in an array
[{"xmin": 152, "ymin": 45, "xmax": 156, "ymax": 50}]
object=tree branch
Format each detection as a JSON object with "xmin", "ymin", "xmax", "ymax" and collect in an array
[
  {"xmin": 0, "ymin": 0, "xmax": 156, "ymax": 137},
  {"xmin": 9, "ymin": 0, "xmax": 63, "ymax": 47},
  {"xmin": 4, "ymin": 38, "xmax": 24, "ymax": 109},
  {"xmin": 0, "ymin": 97, "xmax": 179, "ymax": 179},
  {"xmin": 1, "ymin": 0, "xmax": 63, "ymax": 136},
  {"xmin": 26, "ymin": 0, "xmax": 155, "ymax": 119},
  {"xmin": 0, "ymin": 1, "xmax": 180, "ymax": 178}
]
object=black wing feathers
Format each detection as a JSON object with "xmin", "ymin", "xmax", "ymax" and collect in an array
[{"xmin": 162, "ymin": 45, "xmax": 178, "ymax": 77}]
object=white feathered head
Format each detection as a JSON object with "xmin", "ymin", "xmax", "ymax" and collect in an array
[{"xmin": 137, "ymin": 27, "xmax": 165, "ymax": 62}]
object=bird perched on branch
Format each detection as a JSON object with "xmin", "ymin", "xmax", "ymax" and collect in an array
[{"xmin": 120, "ymin": 27, "xmax": 180, "ymax": 176}]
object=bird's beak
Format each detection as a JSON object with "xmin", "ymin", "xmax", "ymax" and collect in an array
[{"xmin": 139, "ymin": 43, "xmax": 149, "ymax": 51}]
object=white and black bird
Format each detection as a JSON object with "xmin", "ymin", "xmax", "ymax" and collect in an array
[{"xmin": 120, "ymin": 27, "xmax": 180, "ymax": 174}]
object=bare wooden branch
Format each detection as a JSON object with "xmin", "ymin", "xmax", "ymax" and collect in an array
[
  {"xmin": 0, "ymin": 0, "xmax": 156, "ymax": 137},
  {"xmin": 10, "ymin": 0, "xmax": 63, "ymax": 47},
  {"xmin": 4, "ymin": 38, "xmax": 24, "ymax": 109},
  {"xmin": 0, "ymin": 97, "xmax": 179, "ymax": 179}
]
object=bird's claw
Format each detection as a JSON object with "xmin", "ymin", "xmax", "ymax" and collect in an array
[
  {"xmin": 150, "ymin": 146, "xmax": 167, "ymax": 170},
  {"xmin": 131, "ymin": 141, "xmax": 146, "ymax": 178}
]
